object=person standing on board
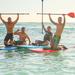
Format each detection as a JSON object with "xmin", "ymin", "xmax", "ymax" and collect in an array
[
  {"xmin": 14, "ymin": 27, "xmax": 31, "ymax": 45},
  {"xmin": 49, "ymin": 14, "xmax": 66, "ymax": 49},
  {"xmin": 0, "ymin": 14, "xmax": 19, "ymax": 46}
]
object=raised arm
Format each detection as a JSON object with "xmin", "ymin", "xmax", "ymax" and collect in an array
[
  {"xmin": 14, "ymin": 29, "xmax": 19, "ymax": 35},
  {"xmin": 13, "ymin": 14, "xmax": 19, "ymax": 24},
  {"xmin": 0, "ymin": 14, "xmax": 6, "ymax": 24},
  {"xmin": 62, "ymin": 14, "xmax": 66, "ymax": 25},
  {"xmin": 49, "ymin": 14, "xmax": 57, "ymax": 25},
  {"xmin": 42, "ymin": 24, "xmax": 47, "ymax": 32}
]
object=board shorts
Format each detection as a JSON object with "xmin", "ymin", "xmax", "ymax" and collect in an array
[
  {"xmin": 53, "ymin": 35, "xmax": 61, "ymax": 48},
  {"xmin": 4, "ymin": 33, "xmax": 13, "ymax": 41}
]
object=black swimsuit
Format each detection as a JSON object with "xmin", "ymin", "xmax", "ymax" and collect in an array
[
  {"xmin": 44, "ymin": 31, "xmax": 52, "ymax": 42},
  {"xmin": 4, "ymin": 33, "xmax": 13, "ymax": 41}
]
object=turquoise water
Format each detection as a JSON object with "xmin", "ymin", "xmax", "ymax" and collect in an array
[{"xmin": 0, "ymin": 22, "xmax": 75, "ymax": 75}]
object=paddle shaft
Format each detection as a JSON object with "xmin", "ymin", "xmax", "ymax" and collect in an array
[
  {"xmin": 37, "ymin": 13, "xmax": 67, "ymax": 15},
  {"xmin": 0, "ymin": 13, "xmax": 29, "ymax": 15},
  {"xmin": 41, "ymin": 0, "xmax": 44, "ymax": 34}
]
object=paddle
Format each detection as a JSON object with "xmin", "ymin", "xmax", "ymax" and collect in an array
[
  {"xmin": 41, "ymin": 0, "xmax": 44, "ymax": 34},
  {"xmin": 37, "ymin": 12, "xmax": 75, "ymax": 18},
  {"xmin": 0, "ymin": 13, "xmax": 29, "ymax": 15},
  {"xmin": 67, "ymin": 12, "xmax": 75, "ymax": 18}
]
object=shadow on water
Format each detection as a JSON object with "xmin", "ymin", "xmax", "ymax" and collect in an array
[
  {"xmin": 16, "ymin": 47, "xmax": 32, "ymax": 54},
  {"xmin": 43, "ymin": 51, "xmax": 63, "ymax": 57},
  {"xmin": 4, "ymin": 48, "xmax": 32, "ymax": 59},
  {"xmin": 5, "ymin": 50, "xmax": 14, "ymax": 58}
]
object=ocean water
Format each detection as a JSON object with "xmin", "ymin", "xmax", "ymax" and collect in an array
[{"xmin": 0, "ymin": 22, "xmax": 75, "ymax": 75}]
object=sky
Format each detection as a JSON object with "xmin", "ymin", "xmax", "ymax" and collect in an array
[{"xmin": 0, "ymin": 0, "xmax": 75, "ymax": 22}]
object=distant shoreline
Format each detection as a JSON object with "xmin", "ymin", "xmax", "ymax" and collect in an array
[{"xmin": 0, "ymin": 22, "xmax": 75, "ymax": 24}]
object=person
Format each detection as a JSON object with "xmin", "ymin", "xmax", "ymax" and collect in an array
[
  {"xmin": 0, "ymin": 14, "xmax": 19, "ymax": 46},
  {"xmin": 49, "ymin": 14, "xmax": 66, "ymax": 49},
  {"xmin": 14, "ymin": 27, "xmax": 31, "ymax": 45},
  {"xmin": 32, "ymin": 24, "xmax": 53, "ymax": 47}
]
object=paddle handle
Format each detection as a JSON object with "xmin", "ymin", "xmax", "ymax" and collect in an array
[
  {"xmin": 0, "ymin": 13, "xmax": 29, "ymax": 15},
  {"xmin": 37, "ymin": 13, "xmax": 66, "ymax": 15}
]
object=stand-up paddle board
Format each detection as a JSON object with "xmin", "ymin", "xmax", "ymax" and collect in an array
[
  {"xmin": 0, "ymin": 45, "xmax": 49, "ymax": 50},
  {"xmin": 0, "ymin": 46, "xmax": 17, "ymax": 50},
  {"xmin": 31, "ymin": 49, "xmax": 58, "ymax": 53},
  {"xmin": 17, "ymin": 45, "xmax": 49, "ymax": 48}
]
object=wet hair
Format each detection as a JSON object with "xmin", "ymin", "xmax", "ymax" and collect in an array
[
  {"xmin": 8, "ymin": 17, "xmax": 11, "ymax": 20},
  {"xmin": 47, "ymin": 26, "xmax": 51, "ymax": 29},
  {"xmin": 58, "ymin": 17, "xmax": 62, "ymax": 21},
  {"xmin": 21, "ymin": 27, "xmax": 25, "ymax": 30}
]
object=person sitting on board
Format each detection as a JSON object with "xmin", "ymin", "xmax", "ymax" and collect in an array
[
  {"xmin": 49, "ymin": 14, "xmax": 66, "ymax": 50},
  {"xmin": 32, "ymin": 25, "xmax": 53, "ymax": 47},
  {"xmin": 14, "ymin": 27, "xmax": 31, "ymax": 45},
  {"xmin": 0, "ymin": 14, "xmax": 19, "ymax": 47}
]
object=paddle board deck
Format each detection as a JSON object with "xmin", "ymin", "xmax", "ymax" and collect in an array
[
  {"xmin": 0, "ymin": 46, "xmax": 17, "ymax": 50},
  {"xmin": 31, "ymin": 49, "xmax": 58, "ymax": 53},
  {"xmin": 17, "ymin": 45, "xmax": 49, "ymax": 48}
]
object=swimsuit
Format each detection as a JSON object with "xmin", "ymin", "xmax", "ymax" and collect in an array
[
  {"xmin": 53, "ymin": 35, "xmax": 61, "ymax": 48},
  {"xmin": 4, "ymin": 33, "xmax": 13, "ymax": 41},
  {"xmin": 44, "ymin": 31, "xmax": 52, "ymax": 41}
]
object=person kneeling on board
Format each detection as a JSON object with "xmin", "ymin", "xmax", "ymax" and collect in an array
[
  {"xmin": 32, "ymin": 24, "xmax": 54, "ymax": 48},
  {"xmin": 14, "ymin": 27, "xmax": 31, "ymax": 45},
  {"xmin": 0, "ymin": 14, "xmax": 19, "ymax": 47}
]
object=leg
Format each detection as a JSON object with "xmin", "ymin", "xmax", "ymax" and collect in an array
[
  {"xmin": 4, "ymin": 34, "xmax": 9, "ymax": 46},
  {"xmin": 52, "ymin": 35, "xmax": 61, "ymax": 49},
  {"xmin": 32, "ymin": 40, "xmax": 44, "ymax": 46},
  {"xmin": 4, "ymin": 33, "xmax": 13, "ymax": 46},
  {"xmin": 9, "ymin": 33, "xmax": 14, "ymax": 46},
  {"xmin": 41, "ymin": 41, "xmax": 49, "ymax": 46}
]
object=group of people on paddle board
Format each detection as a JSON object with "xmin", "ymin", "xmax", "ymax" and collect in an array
[
  {"xmin": 32, "ymin": 14, "xmax": 67, "ymax": 50},
  {"xmin": 0, "ymin": 14, "xmax": 31, "ymax": 46},
  {"xmin": 0, "ymin": 14, "xmax": 67, "ymax": 50}
]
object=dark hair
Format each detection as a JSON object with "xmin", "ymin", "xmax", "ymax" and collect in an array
[
  {"xmin": 21, "ymin": 27, "xmax": 25, "ymax": 30},
  {"xmin": 8, "ymin": 17, "xmax": 11, "ymax": 20},
  {"xmin": 47, "ymin": 26, "xmax": 51, "ymax": 29}
]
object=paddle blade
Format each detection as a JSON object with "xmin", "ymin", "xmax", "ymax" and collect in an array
[{"xmin": 67, "ymin": 12, "xmax": 75, "ymax": 18}]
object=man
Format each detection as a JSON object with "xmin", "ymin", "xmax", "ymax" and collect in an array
[
  {"xmin": 0, "ymin": 14, "xmax": 19, "ymax": 46},
  {"xmin": 32, "ymin": 24, "xmax": 53, "ymax": 47},
  {"xmin": 14, "ymin": 27, "xmax": 31, "ymax": 45},
  {"xmin": 49, "ymin": 14, "xmax": 66, "ymax": 49}
]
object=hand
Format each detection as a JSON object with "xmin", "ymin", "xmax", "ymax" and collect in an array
[
  {"xmin": 17, "ymin": 13, "xmax": 19, "ymax": 16},
  {"xmin": 49, "ymin": 13, "xmax": 51, "ymax": 18},
  {"xmin": 62, "ymin": 14, "xmax": 65, "ymax": 16},
  {"xmin": 49, "ymin": 13, "xmax": 51, "ymax": 16},
  {"xmin": 0, "ymin": 13, "xmax": 1, "ymax": 18}
]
